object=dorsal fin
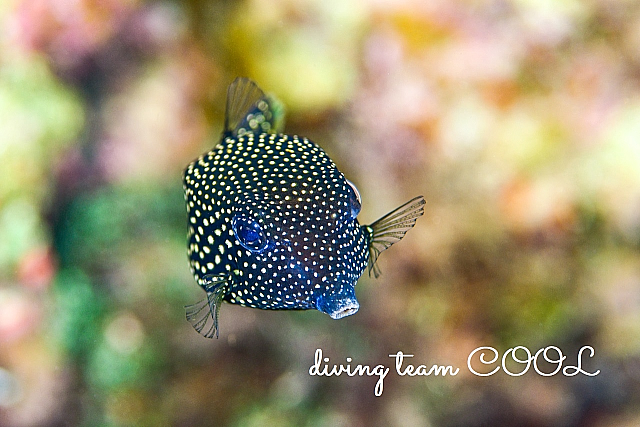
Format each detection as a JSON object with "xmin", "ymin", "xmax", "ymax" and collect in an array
[
  {"xmin": 365, "ymin": 196, "xmax": 426, "ymax": 278},
  {"xmin": 224, "ymin": 77, "xmax": 285, "ymax": 137}
]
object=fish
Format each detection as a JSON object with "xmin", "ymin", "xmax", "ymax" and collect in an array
[{"xmin": 183, "ymin": 77, "xmax": 425, "ymax": 338}]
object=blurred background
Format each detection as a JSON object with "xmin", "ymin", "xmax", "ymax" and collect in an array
[{"xmin": 1, "ymin": 0, "xmax": 640, "ymax": 425}]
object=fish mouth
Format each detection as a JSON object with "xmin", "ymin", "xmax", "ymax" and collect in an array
[
  {"xmin": 316, "ymin": 287, "xmax": 360, "ymax": 319},
  {"xmin": 328, "ymin": 302, "xmax": 360, "ymax": 319}
]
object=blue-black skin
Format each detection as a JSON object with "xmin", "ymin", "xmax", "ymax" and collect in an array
[{"xmin": 183, "ymin": 78, "xmax": 425, "ymax": 338}]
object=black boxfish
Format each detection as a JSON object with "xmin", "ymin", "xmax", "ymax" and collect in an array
[{"xmin": 183, "ymin": 78, "xmax": 425, "ymax": 338}]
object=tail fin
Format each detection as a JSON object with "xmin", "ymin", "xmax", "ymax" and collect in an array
[{"xmin": 224, "ymin": 77, "xmax": 285, "ymax": 137}]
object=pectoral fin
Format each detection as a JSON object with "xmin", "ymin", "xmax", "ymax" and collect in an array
[
  {"xmin": 365, "ymin": 196, "xmax": 426, "ymax": 278},
  {"xmin": 185, "ymin": 274, "xmax": 228, "ymax": 338}
]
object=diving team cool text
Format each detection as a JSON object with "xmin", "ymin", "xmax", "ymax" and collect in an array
[{"xmin": 308, "ymin": 346, "xmax": 600, "ymax": 396}]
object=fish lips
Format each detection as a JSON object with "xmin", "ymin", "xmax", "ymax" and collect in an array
[{"xmin": 316, "ymin": 285, "xmax": 360, "ymax": 319}]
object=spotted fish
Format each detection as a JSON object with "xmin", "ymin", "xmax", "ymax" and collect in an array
[{"xmin": 183, "ymin": 78, "xmax": 425, "ymax": 338}]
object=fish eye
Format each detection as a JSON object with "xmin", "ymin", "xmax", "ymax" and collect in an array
[
  {"xmin": 232, "ymin": 215, "xmax": 268, "ymax": 252},
  {"xmin": 346, "ymin": 179, "xmax": 361, "ymax": 220}
]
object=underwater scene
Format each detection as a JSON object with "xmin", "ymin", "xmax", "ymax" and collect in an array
[{"xmin": 1, "ymin": 0, "xmax": 640, "ymax": 426}]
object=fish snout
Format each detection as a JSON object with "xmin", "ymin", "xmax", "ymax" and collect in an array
[{"xmin": 316, "ymin": 285, "xmax": 359, "ymax": 319}]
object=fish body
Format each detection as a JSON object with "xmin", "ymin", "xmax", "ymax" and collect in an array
[{"xmin": 183, "ymin": 78, "xmax": 425, "ymax": 337}]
